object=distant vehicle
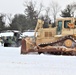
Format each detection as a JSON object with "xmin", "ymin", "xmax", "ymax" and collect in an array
[{"xmin": 0, "ymin": 30, "xmax": 21, "ymax": 47}]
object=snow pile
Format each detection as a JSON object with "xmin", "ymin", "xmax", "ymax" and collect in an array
[
  {"xmin": 21, "ymin": 32, "xmax": 34, "ymax": 37},
  {"xmin": 0, "ymin": 32, "xmax": 14, "ymax": 37},
  {"xmin": 0, "ymin": 46, "xmax": 76, "ymax": 75}
]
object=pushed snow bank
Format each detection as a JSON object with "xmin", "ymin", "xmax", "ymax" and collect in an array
[
  {"xmin": 0, "ymin": 32, "xmax": 14, "ymax": 37},
  {"xmin": 0, "ymin": 46, "xmax": 76, "ymax": 75},
  {"xmin": 21, "ymin": 32, "xmax": 34, "ymax": 37}
]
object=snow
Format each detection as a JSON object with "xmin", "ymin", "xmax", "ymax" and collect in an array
[
  {"xmin": 0, "ymin": 30, "xmax": 20, "ymax": 37},
  {"xmin": 0, "ymin": 45, "xmax": 76, "ymax": 75},
  {"xmin": 21, "ymin": 32, "xmax": 34, "ymax": 37},
  {"xmin": 0, "ymin": 32, "xmax": 14, "ymax": 37}
]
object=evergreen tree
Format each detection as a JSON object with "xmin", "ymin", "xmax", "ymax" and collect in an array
[
  {"xmin": 61, "ymin": 5, "xmax": 74, "ymax": 17},
  {"xmin": 24, "ymin": 1, "xmax": 38, "ymax": 30},
  {"xmin": 0, "ymin": 15, "xmax": 5, "ymax": 32},
  {"xmin": 10, "ymin": 14, "xmax": 27, "ymax": 32},
  {"xmin": 24, "ymin": 1, "xmax": 44, "ymax": 30}
]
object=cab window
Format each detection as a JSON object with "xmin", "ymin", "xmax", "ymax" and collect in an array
[
  {"xmin": 64, "ymin": 20, "xmax": 71, "ymax": 28},
  {"xmin": 75, "ymin": 21, "xmax": 76, "ymax": 25}
]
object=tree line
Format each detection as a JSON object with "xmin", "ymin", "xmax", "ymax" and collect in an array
[{"xmin": 0, "ymin": 1, "xmax": 76, "ymax": 32}]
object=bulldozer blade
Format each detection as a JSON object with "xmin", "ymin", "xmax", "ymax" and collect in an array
[{"xmin": 21, "ymin": 39, "xmax": 27, "ymax": 54}]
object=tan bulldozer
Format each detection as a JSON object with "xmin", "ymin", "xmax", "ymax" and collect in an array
[{"xmin": 21, "ymin": 17, "xmax": 76, "ymax": 55}]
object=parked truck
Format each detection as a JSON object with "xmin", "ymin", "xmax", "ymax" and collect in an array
[{"xmin": 0, "ymin": 30, "xmax": 21, "ymax": 47}]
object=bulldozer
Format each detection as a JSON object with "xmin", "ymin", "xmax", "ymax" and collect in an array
[{"xmin": 21, "ymin": 17, "xmax": 76, "ymax": 55}]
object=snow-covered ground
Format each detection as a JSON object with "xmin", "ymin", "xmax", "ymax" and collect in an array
[{"xmin": 0, "ymin": 45, "xmax": 76, "ymax": 75}]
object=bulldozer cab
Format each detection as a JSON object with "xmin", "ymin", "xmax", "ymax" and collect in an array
[{"xmin": 56, "ymin": 17, "xmax": 76, "ymax": 36}]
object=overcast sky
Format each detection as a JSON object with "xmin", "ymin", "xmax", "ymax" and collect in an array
[
  {"xmin": 0, "ymin": 0, "xmax": 76, "ymax": 15},
  {"xmin": 0, "ymin": 0, "xmax": 76, "ymax": 25}
]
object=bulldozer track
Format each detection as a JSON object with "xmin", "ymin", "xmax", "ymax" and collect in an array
[
  {"xmin": 37, "ymin": 36, "xmax": 76, "ymax": 55},
  {"xmin": 38, "ymin": 35, "xmax": 76, "ymax": 48}
]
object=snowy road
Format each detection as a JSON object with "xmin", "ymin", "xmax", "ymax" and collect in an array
[{"xmin": 0, "ymin": 46, "xmax": 76, "ymax": 75}]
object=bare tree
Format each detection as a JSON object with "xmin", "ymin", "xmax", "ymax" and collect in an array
[
  {"xmin": 71, "ymin": 2, "xmax": 76, "ymax": 17},
  {"xmin": 50, "ymin": 1, "xmax": 61, "ymax": 23},
  {"xmin": 37, "ymin": 2, "xmax": 44, "ymax": 17},
  {"xmin": 45, "ymin": 7, "xmax": 50, "ymax": 25}
]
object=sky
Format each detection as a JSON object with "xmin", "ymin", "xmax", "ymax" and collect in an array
[
  {"xmin": 0, "ymin": 0, "xmax": 76, "ymax": 25},
  {"xmin": 0, "ymin": 0, "xmax": 76, "ymax": 15}
]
